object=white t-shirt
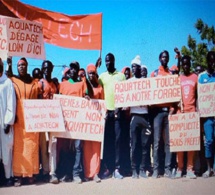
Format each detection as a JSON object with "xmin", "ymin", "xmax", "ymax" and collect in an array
[{"xmin": 129, "ymin": 77, "xmax": 148, "ymax": 114}]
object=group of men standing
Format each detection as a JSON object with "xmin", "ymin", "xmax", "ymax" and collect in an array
[{"xmin": 0, "ymin": 49, "xmax": 215, "ymax": 187}]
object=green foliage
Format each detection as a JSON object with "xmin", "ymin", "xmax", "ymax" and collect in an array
[{"xmin": 181, "ymin": 19, "xmax": 215, "ymax": 70}]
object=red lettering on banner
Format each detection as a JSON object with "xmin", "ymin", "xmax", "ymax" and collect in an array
[
  {"xmin": 189, "ymin": 113, "xmax": 196, "ymax": 119},
  {"xmin": 8, "ymin": 42, "xmax": 23, "ymax": 52},
  {"xmin": 90, "ymin": 124, "xmax": 104, "ymax": 134},
  {"xmin": 49, "ymin": 113, "xmax": 59, "ymax": 118},
  {"xmin": 0, "ymin": 38, "xmax": 7, "ymax": 50},
  {"xmin": 60, "ymin": 98, "xmax": 80, "ymax": 108},
  {"xmin": 153, "ymin": 88, "xmax": 181, "ymax": 99},
  {"xmin": 169, "ymin": 115, "xmax": 179, "ymax": 121},
  {"xmin": 199, "ymin": 85, "xmax": 211, "ymax": 93},
  {"xmin": 115, "ymin": 94, "xmax": 124, "ymax": 104},
  {"xmin": 28, "ymin": 124, "xmax": 32, "ymax": 130},
  {"xmin": 63, "ymin": 110, "xmax": 79, "ymax": 118},
  {"xmin": 169, "ymin": 121, "xmax": 199, "ymax": 132},
  {"xmin": 81, "ymin": 99, "xmax": 105, "ymax": 111},
  {"xmin": 125, "ymin": 93, "xmax": 131, "ymax": 102},
  {"xmin": 34, "ymin": 122, "xmax": 59, "ymax": 129},
  {"xmin": 155, "ymin": 76, "xmax": 180, "ymax": 88},
  {"xmin": 0, "ymin": 27, "xmax": 2, "ymax": 35},
  {"xmin": 1, "ymin": 1, "xmax": 102, "ymax": 49},
  {"xmin": 170, "ymin": 138, "xmax": 183, "ymax": 146},
  {"xmin": 26, "ymin": 43, "xmax": 41, "ymax": 55},
  {"xmin": 65, "ymin": 121, "xmax": 103, "ymax": 135},
  {"xmin": 125, "ymin": 90, "xmax": 151, "ymax": 102},
  {"xmin": 10, "ymin": 32, "xmax": 39, "ymax": 43},
  {"xmin": 199, "ymin": 94, "xmax": 215, "ymax": 102},
  {"xmin": 179, "ymin": 132, "xmax": 187, "ymax": 137},
  {"xmin": 184, "ymin": 136, "xmax": 200, "ymax": 146},
  {"xmin": 200, "ymin": 108, "xmax": 211, "ymax": 115},
  {"xmin": 85, "ymin": 112, "xmax": 102, "ymax": 122},
  {"xmin": 115, "ymin": 80, "xmax": 151, "ymax": 93},
  {"xmin": 8, "ymin": 21, "xmax": 42, "ymax": 33}
]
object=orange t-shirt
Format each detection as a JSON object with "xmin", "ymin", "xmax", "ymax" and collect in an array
[
  {"xmin": 92, "ymin": 84, "xmax": 104, "ymax": 99},
  {"xmin": 151, "ymin": 65, "xmax": 174, "ymax": 108},
  {"xmin": 180, "ymin": 73, "xmax": 198, "ymax": 112},
  {"xmin": 59, "ymin": 79, "xmax": 86, "ymax": 97},
  {"xmin": 38, "ymin": 78, "xmax": 58, "ymax": 99}
]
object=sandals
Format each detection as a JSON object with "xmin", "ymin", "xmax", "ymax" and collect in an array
[
  {"xmin": 202, "ymin": 171, "xmax": 213, "ymax": 178},
  {"xmin": 14, "ymin": 177, "xmax": 22, "ymax": 187}
]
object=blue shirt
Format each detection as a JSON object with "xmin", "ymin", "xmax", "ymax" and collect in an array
[{"xmin": 198, "ymin": 71, "xmax": 215, "ymax": 84}]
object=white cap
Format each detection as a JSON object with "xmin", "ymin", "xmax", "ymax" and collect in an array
[{"xmin": 131, "ymin": 55, "xmax": 141, "ymax": 66}]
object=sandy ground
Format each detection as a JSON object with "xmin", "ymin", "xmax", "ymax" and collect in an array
[{"xmin": 1, "ymin": 176, "xmax": 215, "ymax": 195}]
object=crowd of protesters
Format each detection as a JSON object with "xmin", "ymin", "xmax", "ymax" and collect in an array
[{"xmin": 0, "ymin": 49, "xmax": 215, "ymax": 188}]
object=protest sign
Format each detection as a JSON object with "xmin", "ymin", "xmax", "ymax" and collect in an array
[
  {"xmin": 0, "ymin": 16, "xmax": 7, "ymax": 59},
  {"xmin": 169, "ymin": 112, "xmax": 200, "ymax": 152},
  {"xmin": 0, "ymin": 15, "xmax": 45, "ymax": 60},
  {"xmin": 198, "ymin": 82, "xmax": 215, "ymax": 117},
  {"xmin": 23, "ymin": 99, "xmax": 65, "ymax": 132},
  {"xmin": 51, "ymin": 94, "xmax": 106, "ymax": 142},
  {"xmin": 1, "ymin": 0, "xmax": 102, "ymax": 50},
  {"xmin": 114, "ymin": 75, "xmax": 181, "ymax": 107}
]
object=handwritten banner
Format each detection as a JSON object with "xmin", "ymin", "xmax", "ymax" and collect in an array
[
  {"xmin": 23, "ymin": 100, "xmax": 65, "ymax": 132},
  {"xmin": 1, "ymin": 0, "xmax": 102, "ymax": 50},
  {"xmin": 0, "ymin": 15, "xmax": 7, "ymax": 59},
  {"xmin": 198, "ymin": 82, "xmax": 215, "ymax": 117},
  {"xmin": 0, "ymin": 15, "xmax": 45, "ymax": 60},
  {"xmin": 51, "ymin": 94, "xmax": 106, "ymax": 142},
  {"xmin": 169, "ymin": 112, "xmax": 200, "ymax": 152},
  {"xmin": 114, "ymin": 75, "xmax": 181, "ymax": 107}
]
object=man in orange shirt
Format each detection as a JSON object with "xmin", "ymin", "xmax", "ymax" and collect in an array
[
  {"xmin": 151, "ymin": 50, "xmax": 176, "ymax": 179},
  {"xmin": 58, "ymin": 61, "xmax": 89, "ymax": 184},
  {"xmin": 38, "ymin": 60, "xmax": 58, "ymax": 183},
  {"xmin": 175, "ymin": 55, "xmax": 198, "ymax": 179}
]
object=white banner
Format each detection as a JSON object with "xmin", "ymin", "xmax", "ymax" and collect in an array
[
  {"xmin": 114, "ymin": 75, "xmax": 181, "ymax": 108},
  {"xmin": 23, "ymin": 99, "xmax": 65, "ymax": 132},
  {"xmin": 51, "ymin": 94, "xmax": 106, "ymax": 142},
  {"xmin": 198, "ymin": 82, "xmax": 215, "ymax": 117},
  {"xmin": 0, "ymin": 15, "xmax": 45, "ymax": 60},
  {"xmin": 169, "ymin": 112, "xmax": 200, "ymax": 152}
]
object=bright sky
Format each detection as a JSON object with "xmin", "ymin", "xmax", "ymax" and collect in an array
[{"xmin": 8, "ymin": 0, "xmax": 215, "ymax": 81}]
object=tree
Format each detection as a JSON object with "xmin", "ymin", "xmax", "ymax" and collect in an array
[{"xmin": 181, "ymin": 19, "xmax": 215, "ymax": 70}]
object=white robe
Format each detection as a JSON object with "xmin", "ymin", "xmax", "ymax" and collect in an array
[{"xmin": 0, "ymin": 73, "xmax": 16, "ymax": 165}]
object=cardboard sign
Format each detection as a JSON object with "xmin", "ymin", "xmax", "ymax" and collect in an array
[
  {"xmin": 23, "ymin": 99, "xmax": 65, "ymax": 132},
  {"xmin": 51, "ymin": 94, "xmax": 106, "ymax": 142},
  {"xmin": 114, "ymin": 75, "xmax": 181, "ymax": 107},
  {"xmin": 198, "ymin": 82, "xmax": 215, "ymax": 117},
  {"xmin": 0, "ymin": 15, "xmax": 45, "ymax": 60},
  {"xmin": 0, "ymin": 16, "xmax": 7, "ymax": 59},
  {"xmin": 169, "ymin": 112, "xmax": 200, "ymax": 152}
]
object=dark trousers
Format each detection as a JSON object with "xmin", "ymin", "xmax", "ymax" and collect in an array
[
  {"xmin": 102, "ymin": 110, "xmax": 121, "ymax": 172},
  {"xmin": 130, "ymin": 114, "xmax": 151, "ymax": 171},
  {"xmin": 57, "ymin": 138, "xmax": 82, "ymax": 178},
  {"xmin": 153, "ymin": 111, "xmax": 172, "ymax": 173},
  {"xmin": 120, "ymin": 110, "xmax": 131, "ymax": 173}
]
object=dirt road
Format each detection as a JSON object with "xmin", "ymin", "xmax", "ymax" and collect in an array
[{"xmin": 1, "ymin": 176, "xmax": 215, "ymax": 195}]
